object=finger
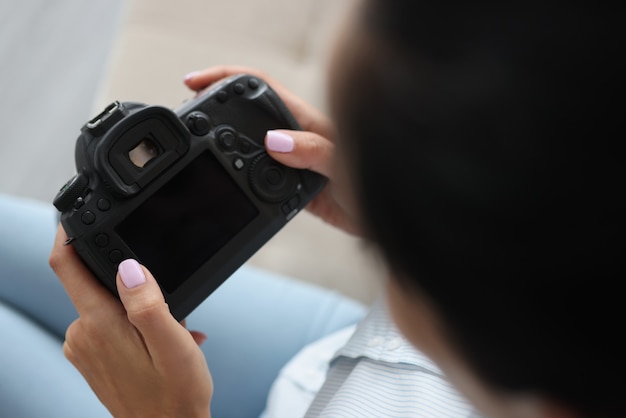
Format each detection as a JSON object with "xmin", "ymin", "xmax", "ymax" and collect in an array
[
  {"xmin": 183, "ymin": 65, "xmax": 268, "ymax": 92},
  {"xmin": 180, "ymin": 319, "xmax": 207, "ymax": 345},
  {"xmin": 190, "ymin": 330, "xmax": 208, "ymax": 346},
  {"xmin": 265, "ymin": 130, "xmax": 334, "ymax": 178},
  {"xmin": 116, "ymin": 259, "xmax": 197, "ymax": 364},
  {"xmin": 49, "ymin": 225, "xmax": 118, "ymax": 316},
  {"xmin": 183, "ymin": 65, "xmax": 334, "ymax": 137}
]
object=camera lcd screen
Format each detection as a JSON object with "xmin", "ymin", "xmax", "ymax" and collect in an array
[{"xmin": 116, "ymin": 151, "xmax": 259, "ymax": 293}]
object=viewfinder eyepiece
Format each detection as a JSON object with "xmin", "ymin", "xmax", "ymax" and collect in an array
[{"xmin": 129, "ymin": 137, "xmax": 160, "ymax": 168}]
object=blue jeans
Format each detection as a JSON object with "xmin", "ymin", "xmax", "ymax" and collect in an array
[{"xmin": 0, "ymin": 194, "xmax": 366, "ymax": 418}]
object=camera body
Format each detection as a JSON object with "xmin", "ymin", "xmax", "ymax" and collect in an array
[{"xmin": 54, "ymin": 74, "xmax": 326, "ymax": 320}]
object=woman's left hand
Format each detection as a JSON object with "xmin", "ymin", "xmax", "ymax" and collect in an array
[
  {"xmin": 49, "ymin": 225, "xmax": 213, "ymax": 418},
  {"xmin": 184, "ymin": 65, "xmax": 361, "ymax": 235}
]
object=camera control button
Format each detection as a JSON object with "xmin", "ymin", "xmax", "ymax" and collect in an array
[
  {"xmin": 233, "ymin": 83, "xmax": 245, "ymax": 94},
  {"xmin": 218, "ymin": 130, "xmax": 237, "ymax": 151},
  {"xmin": 233, "ymin": 158, "xmax": 245, "ymax": 170},
  {"xmin": 239, "ymin": 141, "xmax": 252, "ymax": 154},
  {"xmin": 288, "ymin": 194, "xmax": 300, "ymax": 209},
  {"xmin": 186, "ymin": 112, "xmax": 211, "ymax": 136},
  {"xmin": 248, "ymin": 78, "xmax": 259, "ymax": 89},
  {"xmin": 109, "ymin": 250, "xmax": 123, "ymax": 264},
  {"xmin": 266, "ymin": 168, "xmax": 282, "ymax": 185},
  {"xmin": 97, "ymin": 198, "xmax": 111, "ymax": 211},
  {"xmin": 281, "ymin": 195, "xmax": 301, "ymax": 216},
  {"xmin": 73, "ymin": 197, "xmax": 85, "ymax": 209},
  {"xmin": 81, "ymin": 211, "xmax": 96, "ymax": 225},
  {"xmin": 95, "ymin": 233, "xmax": 110, "ymax": 248},
  {"xmin": 217, "ymin": 90, "xmax": 228, "ymax": 103},
  {"xmin": 238, "ymin": 137, "xmax": 261, "ymax": 155}
]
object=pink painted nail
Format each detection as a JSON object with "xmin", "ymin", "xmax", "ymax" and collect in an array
[
  {"xmin": 118, "ymin": 259, "xmax": 146, "ymax": 289},
  {"xmin": 266, "ymin": 130, "xmax": 295, "ymax": 153},
  {"xmin": 184, "ymin": 71, "xmax": 199, "ymax": 83}
]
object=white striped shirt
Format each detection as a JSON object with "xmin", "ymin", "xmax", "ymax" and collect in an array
[{"xmin": 264, "ymin": 299, "xmax": 481, "ymax": 418}]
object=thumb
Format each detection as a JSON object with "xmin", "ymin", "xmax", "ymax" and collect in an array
[
  {"xmin": 116, "ymin": 259, "xmax": 192, "ymax": 359},
  {"xmin": 265, "ymin": 130, "xmax": 333, "ymax": 178}
]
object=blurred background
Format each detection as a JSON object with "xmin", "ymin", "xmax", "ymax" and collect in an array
[{"xmin": 0, "ymin": 0, "xmax": 384, "ymax": 305}]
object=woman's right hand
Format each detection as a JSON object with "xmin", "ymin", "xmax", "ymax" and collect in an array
[
  {"xmin": 184, "ymin": 66, "xmax": 360, "ymax": 235},
  {"xmin": 50, "ymin": 226, "xmax": 213, "ymax": 418}
]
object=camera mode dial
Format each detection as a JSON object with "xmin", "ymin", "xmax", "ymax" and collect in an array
[
  {"xmin": 53, "ymin": 173, "xmax": 89, "ymax": 212},
  {"xmin": 249, "ymin": 154, "xmax": 299, "ymax": 203}
]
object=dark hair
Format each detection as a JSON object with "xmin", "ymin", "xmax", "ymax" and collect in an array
[{"xmin": 332, "ymin": 1, "xmax": 625, "ymax": 416}]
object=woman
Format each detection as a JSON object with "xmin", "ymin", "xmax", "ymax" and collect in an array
[{"xmin": 11, "ymin": 0, "xmax": 626, "ymax": 416}]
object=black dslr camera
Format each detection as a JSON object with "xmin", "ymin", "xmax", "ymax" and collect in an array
[{"xmin": 53, "ymin": 74, "xmax": 326, "ymax": 320}]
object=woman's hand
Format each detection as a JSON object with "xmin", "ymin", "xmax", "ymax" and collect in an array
[
  {"xmin": 184, "ymin": 65, "xmax": 360, "ymax": 235},
  {"xmin": 49, "ymin": 226, "xmax": 213, "ymax": 418}
]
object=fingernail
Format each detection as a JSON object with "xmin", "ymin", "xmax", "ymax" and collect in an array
[
  {"xmin": 118, "ymin": 259, "xmax": 146, "ymax": 289},
  {"xmin": 266, "ymin": 130, "xmax": 295, "ymax": 153},
  {"xmin": 184, "ymin": 71, "xmax": 199, "ymax": 82}
]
